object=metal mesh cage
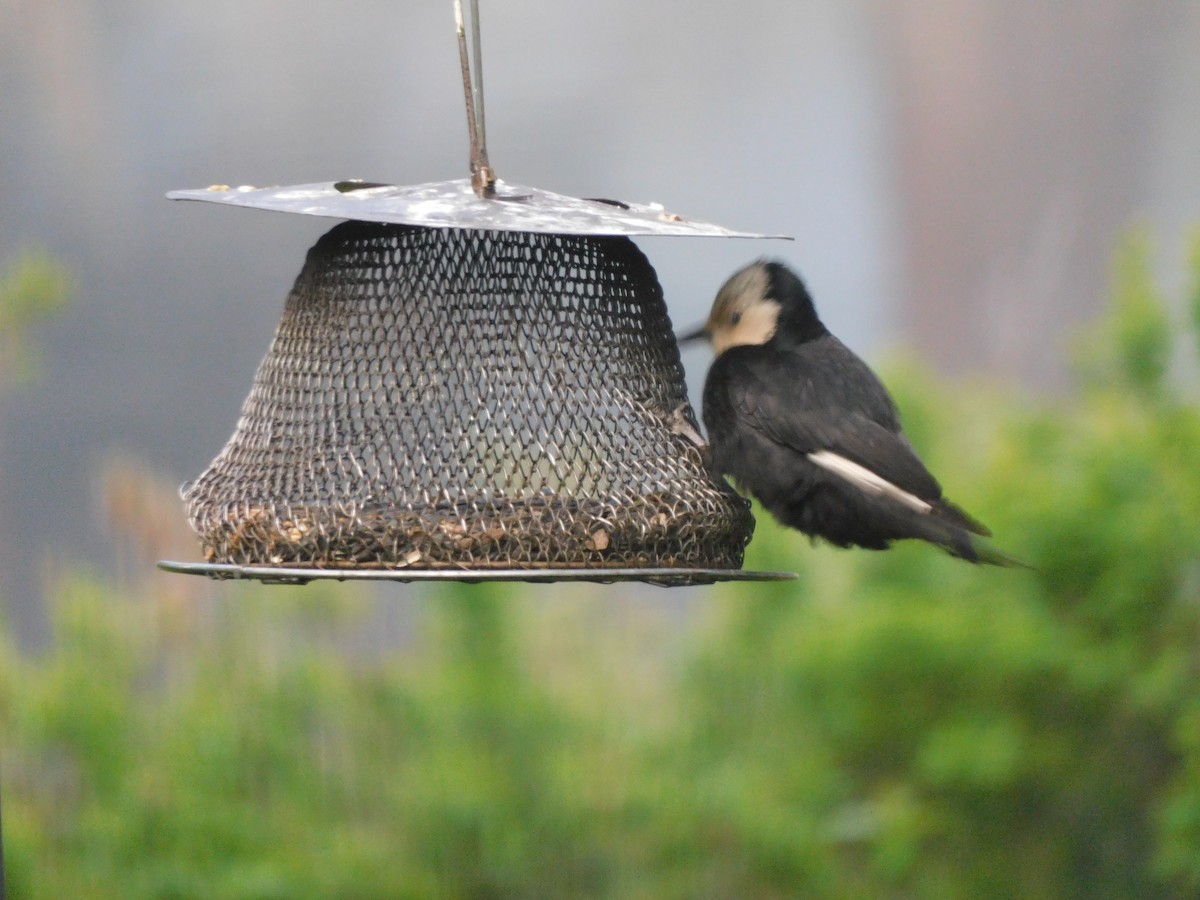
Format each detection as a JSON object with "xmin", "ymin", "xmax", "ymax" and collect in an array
[{"xmin": 181, "ymin": 220, "xmax": 754, "ymax": 575}]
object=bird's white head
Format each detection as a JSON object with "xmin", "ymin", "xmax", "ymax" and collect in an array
[
  {"xmin": 699, "ymin": 262, "xmax": 782, "ymax": 355},
  {"xmin": 679, "ymin": 260, "xmax": 826, "ymax": 355}
]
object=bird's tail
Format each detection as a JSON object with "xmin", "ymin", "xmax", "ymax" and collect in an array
[
  {"xmin": 938, "ymin": 523, "xmax": 1027, "ymax": 568},
  {"xmin": 933, "ymin": 498, "xmax": 992, "ymax": 537},
  {"xmin": 923, "ymin": 498, "xmax": 1029, "ymax": 566},
  {"xmin": 972, "ymin": 542, "xmax": 1029, "ymax": 568}
]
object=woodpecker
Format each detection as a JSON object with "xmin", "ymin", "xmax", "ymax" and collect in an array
[{"xmin": 680, "ymin": 260, "xmax": 1013, "ymax": 565}]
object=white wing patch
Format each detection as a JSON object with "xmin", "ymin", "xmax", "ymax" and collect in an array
[{"xmin": 807, "ymin": 450, "xmax": 933, "ymax": 514}]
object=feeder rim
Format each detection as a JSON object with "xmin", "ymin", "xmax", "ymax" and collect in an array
[
  {"xmin": 158, "ymin": 560, "xmax": 797, "ymax": 588},
  {"xmin": 166, "ymin": 178, "xmax": 792, "ymax": 239}
]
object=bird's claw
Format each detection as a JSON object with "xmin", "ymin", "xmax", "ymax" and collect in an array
[{"xmin": 669, "ymin": 403, "xmax": 708, "ymax": 450}]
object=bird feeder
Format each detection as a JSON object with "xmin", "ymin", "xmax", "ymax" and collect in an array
[{"xmin": 158, "ymin": 2, "xmax": 794, "ymax": 586}]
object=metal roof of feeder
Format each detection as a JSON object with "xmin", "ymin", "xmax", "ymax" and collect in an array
[{"xmin": 167, "ymin": 178, "xmax": 787, "ymax": 239}]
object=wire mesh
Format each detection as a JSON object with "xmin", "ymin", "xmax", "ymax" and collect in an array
[{"xmin": 182, "ymin": 220, "xmax": 754, "ymax": 574}]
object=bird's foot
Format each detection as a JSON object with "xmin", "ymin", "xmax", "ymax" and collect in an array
[{"xmin": 668, "ymin": 403, "xmax": 708, "ymax": 450}]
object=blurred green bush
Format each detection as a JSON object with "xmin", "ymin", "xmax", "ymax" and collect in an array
[
  {"xmin": 0, "ymin": 250, "xmax": 70, "ymax": 385},
  {"xmin": 3, "ymin": 232, "xmax": 1200, "ymax": 898}
]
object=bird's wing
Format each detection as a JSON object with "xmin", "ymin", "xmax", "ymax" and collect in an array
[
  {"xmin": 722, "ymin": 349, "xmax": 945, "ymax": 503},
  {"xmin": 762, "ymin": 403, "xmax": 944, "ymax": 503}
]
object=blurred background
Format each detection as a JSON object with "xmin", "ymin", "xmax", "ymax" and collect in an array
[{"xmin": 3, "ymin": 0, "xmax": 1200, "ymax": 896}]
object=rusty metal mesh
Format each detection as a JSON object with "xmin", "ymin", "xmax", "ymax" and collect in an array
[{"xmin": 182, "ymin": 220, "xmax": 753, "ymax": 571}]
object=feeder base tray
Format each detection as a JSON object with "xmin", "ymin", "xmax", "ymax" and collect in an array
[{"xmin": 157, "ymin": 560, "xmax": 796, "ymax": 588}]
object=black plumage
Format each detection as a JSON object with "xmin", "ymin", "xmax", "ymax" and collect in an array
[{"xmin": 685, "ymin": 260, "xmax": 1008, "ymax": 564}]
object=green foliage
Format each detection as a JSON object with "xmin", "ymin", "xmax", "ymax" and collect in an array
[
  {"xmin": 2, "ymin": 582, "xmax": 674, "ymax": 899},
  {"xmin": 0, "ymin": 250, "xmax": 71, "ymax": 383},
  {"xmin": 1188, "ymin": 227, "xmax": 1200, "ymax": 353},
  {"xmin": 1077, "ymin": 229, "xmax": 1174, "ymax": 395},
  {"xmin": 3, "ymin": 231, "xmax": 1200, "ymax": 897},
  {"xmin": 681, "ymin": 230, "xmax": 1200, "ymax": 898}
]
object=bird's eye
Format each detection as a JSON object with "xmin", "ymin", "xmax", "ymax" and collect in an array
[{"xmin": 730, "ymin": 310, "xmax": 742, "ymax": 326}]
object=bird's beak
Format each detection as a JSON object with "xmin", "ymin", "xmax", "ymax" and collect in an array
[{"xmin": 676, "ymin": 322, "xmax": 710, "ymax": 345}]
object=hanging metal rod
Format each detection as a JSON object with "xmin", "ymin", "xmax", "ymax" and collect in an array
[{"xmin": 456, "ymin": 0, "xmax": 495, "ymax": 198}]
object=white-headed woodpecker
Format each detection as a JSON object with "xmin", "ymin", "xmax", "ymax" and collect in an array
[{"xmin": 680, "ymin": 260, "xmax": 1014, "ymax": 565}]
